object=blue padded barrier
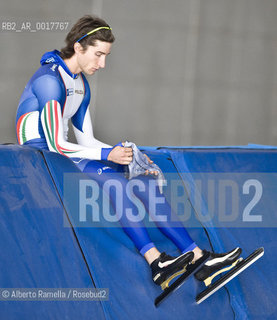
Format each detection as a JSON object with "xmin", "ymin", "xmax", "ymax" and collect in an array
[{"xmin": 0, "ymin": 144, "xmax": 276, "ymax": 319}]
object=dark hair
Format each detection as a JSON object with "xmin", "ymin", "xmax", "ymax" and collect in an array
[{"xmin": 60, "ymin": 15, "xmax": 115, "ymax": 59}]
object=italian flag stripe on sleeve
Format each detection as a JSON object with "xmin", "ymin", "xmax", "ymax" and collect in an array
[
  {"xmin": 43, "ymin": 100, "xmax": 80, "ymax": 156},
  {"xmin": 16, "ymin": 112, "xmax": 32, "ymax": 145}
]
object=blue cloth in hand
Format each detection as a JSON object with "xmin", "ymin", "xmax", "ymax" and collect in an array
[{"xmin": 124, "ymin": 141, "xmax": 166, "ymax": 193}]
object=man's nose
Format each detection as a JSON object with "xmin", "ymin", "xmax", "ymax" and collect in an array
[{"xmin": 98, "ymin": 56, "xmax": 106, "ymax": 69}]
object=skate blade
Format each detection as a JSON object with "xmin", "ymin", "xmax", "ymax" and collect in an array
[
  {"xmin": 161, "ymin": 266, "xmax": 187, "ymax": 290},
  {"xmin": 204, "ymin": 258, "xmax": 243, "ymax": 287}
]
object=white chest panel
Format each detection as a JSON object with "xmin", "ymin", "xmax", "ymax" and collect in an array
[{"xmin": 58, "ymin": 66, "xmax": 85, "ymax": 140}]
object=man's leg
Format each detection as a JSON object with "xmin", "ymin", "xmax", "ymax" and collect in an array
[
  {"xmin": 77, "ymin": 159, "xmax": 194, "ymax": 285},
  {"xmin": 131, "ymin": 175, "xmax": 198, "ymax": 254},
  {"xmin": 80, "ymin": 159, "xmax": 156, "ymax": 255}
]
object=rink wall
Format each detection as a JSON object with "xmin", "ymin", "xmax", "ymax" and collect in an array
[{"xmin": 0, "ymin": 144, "xmax": 276, "ymax": 319}]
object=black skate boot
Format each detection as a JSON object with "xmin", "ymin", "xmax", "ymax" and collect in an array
[
  {"xmin": 195, "ymin": 247, "xmax": 264, "ymax": 304},
  {"xmin": 151, "ymin": 251, "xmax": 194, "ymax": 286},
  {"xmin": 194, "ymin": 247, "xmax": 242, "ymax": 284}
]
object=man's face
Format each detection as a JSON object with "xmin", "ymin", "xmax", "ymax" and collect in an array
[{"xmin": 75, "ymin": 40, "xmax": 112, "ymax": 75}]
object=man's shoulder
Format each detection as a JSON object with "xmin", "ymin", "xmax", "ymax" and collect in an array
[
  {"xmin": 29, "ymin": 63, "xmax": 64, "ymax": 90},
  {"xmin": 33, "ymin": 63, "xmax": 60, "ymax": 80}
]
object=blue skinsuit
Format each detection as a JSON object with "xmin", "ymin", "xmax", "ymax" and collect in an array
[{"xmin": 16, "ymin": 50, "xmax": 196, "ymax": 255}]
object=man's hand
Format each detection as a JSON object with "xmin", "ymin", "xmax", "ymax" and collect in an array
[
  {"xmin": 107, "ymin": 146, "xmax": 133, "ymax": 165},
  {"xmin": 144, "ymin": 154, "xmax": 158, "ymax": 176}
]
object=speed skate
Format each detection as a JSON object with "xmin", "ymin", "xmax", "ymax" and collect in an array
[
  {"xmin": 154, "ymin": 251, "xmax": 210, "ymax": 307},
  {"xmin": 195, "ymin": 247, "xmax": 264, "ymax": 304}
]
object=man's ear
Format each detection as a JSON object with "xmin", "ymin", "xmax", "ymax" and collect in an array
[{"xmin": 74, "ymin": 42, "xmax": 83, "ymax": 54}]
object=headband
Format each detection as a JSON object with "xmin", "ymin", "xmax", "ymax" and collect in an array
[{"xmin": 76, "ymin": 26, "xmax": 112, "ymax": 43}]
